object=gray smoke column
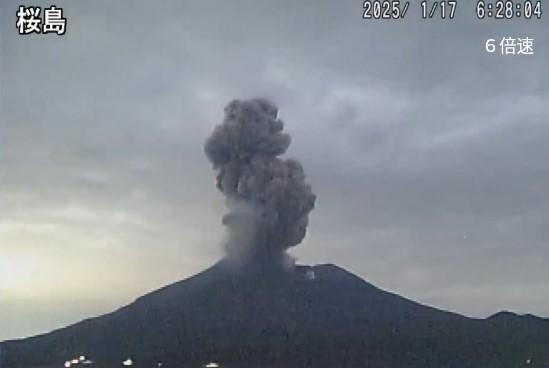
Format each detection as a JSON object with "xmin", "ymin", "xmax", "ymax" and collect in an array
[{"xmin": 205, "ymin": 98, "xmax": 316, "ymax": 267}]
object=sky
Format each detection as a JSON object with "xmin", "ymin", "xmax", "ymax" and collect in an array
[{"xmin": 1, "ymin": 0, "xmax": 548, "ymax": 341}]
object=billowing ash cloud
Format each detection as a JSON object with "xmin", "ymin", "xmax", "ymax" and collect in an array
[{"xmin": 205, "ymin": 98, "xmax": 316, "ymax": 266}]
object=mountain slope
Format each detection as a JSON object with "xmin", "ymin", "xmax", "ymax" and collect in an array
[{"xmin": 3, "ymin": 262, "xmax": 549, "ymax": 368}]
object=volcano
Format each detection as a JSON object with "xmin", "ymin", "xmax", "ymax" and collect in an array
[{"xmin": 2, "ymin": 261, "xmax": 549, "ymax": 368}]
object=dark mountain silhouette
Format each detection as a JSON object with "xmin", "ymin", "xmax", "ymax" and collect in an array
[{"xmin": 2, "ymin": 262, "xmax": 549, "ymax": 368}]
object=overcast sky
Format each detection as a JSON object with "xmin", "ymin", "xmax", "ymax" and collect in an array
[{"xmin": 1, "ymin": 0, "xmax": 548, "ymax": 341}]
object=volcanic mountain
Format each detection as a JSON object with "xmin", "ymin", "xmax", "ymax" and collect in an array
[{"xmin": 3, "ymin": 261, "xmax": 549, "ymax": 368}]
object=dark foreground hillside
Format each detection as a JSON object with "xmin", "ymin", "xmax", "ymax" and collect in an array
[{"xmin": 3, "ymin": 261, "xmax": 549, "ymax": 368}]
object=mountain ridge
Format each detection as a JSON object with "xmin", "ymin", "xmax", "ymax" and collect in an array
[{"xmin": 3, "ymin": 262, "xmax": 549, "ymax": 368}]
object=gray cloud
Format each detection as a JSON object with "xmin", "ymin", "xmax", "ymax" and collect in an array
[{"xmin": 205, "ymin": 98, "xmax": 316, "ymax": 267}]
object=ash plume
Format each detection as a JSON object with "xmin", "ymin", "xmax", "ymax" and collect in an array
[{"xmin": 205, "ymin": 98, "xmax": 316, "ymax": 267}]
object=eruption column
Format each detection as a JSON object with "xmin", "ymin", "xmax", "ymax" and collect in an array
[{"xmin": 205, "ymin": 98, "xmax": 316, "ymax": 266}]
